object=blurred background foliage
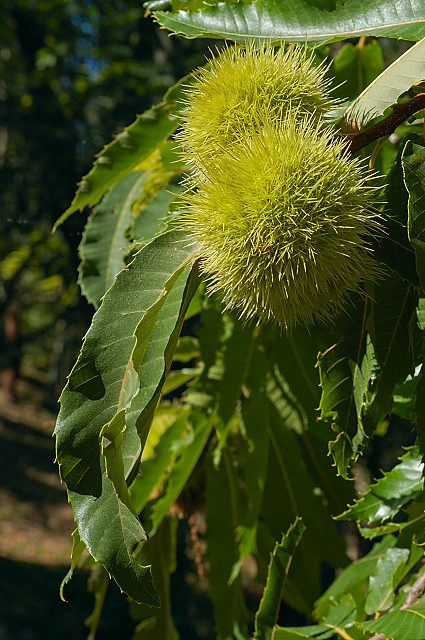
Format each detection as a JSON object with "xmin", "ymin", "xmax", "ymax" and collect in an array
[
  {"xmin": 0, "ymin": 0, "xmax": 209, "ymax": 402},
  {"xmin": 0, "ymin": 5, "xmax": 213, "ymax": 637}
]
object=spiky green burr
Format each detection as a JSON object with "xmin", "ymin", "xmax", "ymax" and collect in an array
[
  {"xmin": 180, "ymin": 117, "xmax": 381, "ymax": 328},
  {"xmin": 178, "ymin": 43, "xmax": 339, "ymax": 169}
]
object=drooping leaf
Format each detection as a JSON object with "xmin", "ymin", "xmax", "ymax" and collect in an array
[
  {"xmin": 365, "ymin": 270, "xmax": 417, "ymax": 424},
  {"xmin": 86, "ymin": 565, "xmax": 110, "ymax": 640},
  {"xmin": 60, "ymin": 528, "xmax": 87, "ymax": 601},
  {"xmin": 68, "ymin": 466, "xmax": 158, "ymax": 605},
  {"xmin": 130, "ymin": 518, "xmax": 179, "ymax": 640},
  {"xmin": 78, "ymin": 171, "xmax": 147, "ymax": 307},
  {"xmin": 375, "ymin": 137, "xmax": 419, "ymax": 287},
  {"xmin": 54, "ymin": 78, "xmax": 188, "ymax": 227},
  {"xmin": 345, "ymin": 37, "xmax": 425, "ymax": 126},
  {"xmin": 56, "ymin": 229, "xmax": 194, "ymax": 494},
  {"xmin": 263, "ymin": 325, "xmax": 354, "ymax": 515},
  {"xmin": 336, "ymin": 446, "xmax": 423, "ymax": 525},
  {"xmin": 254, "ymin": 518, "xmax": 305, "ymax": 640},
  {"xmin": 123, "ymin": 261, "xmax": 202, "ymax": 483},
  {"xmin": 318, "ymin": 296, "xmax": 373, "ymax": 478},
  {"xmin": 360, "ymin": 599, "xmax": 425, "ymax": 639},
  {"xmin": 265, "ymin": 324, "xmax": 323, "ymax": 432},
  {"xmin": 148, "ymin": 410, "xmax": 214, "ymax": 533},
  {"xmin": 274, "ymin": 594, "xmax": 357, "ymax": 640},
  {"xmin": 402, "ymin": 139, "xmax": 425, "ymax": 291},
  {"xmin": 55, "ymin": 229, "xmax": 195, "ymax": 602},
  {"xmin": 206, "ymin": 448, "xmax": 248, "ymax": 638},
  {"xmin": 235, "ymin": 344, "xmax": 269, "ymax": 562},
  {"xmin": 365, "ymin": 546, "xmax": 412, "ymax": 615},
  {"xmin": 153, "ymin": 0, "xmax": 425, "ymax": 45},
  {"xmin": 130, "ymin": 410, "xmax": 189, "ymax": 515},
  {"xmin": 314, "ymin": 535, "xmax": 397, "ymax": 620},
  {"xmin": 217, "ymin": 320, "xmax": 256, "ymax": 425},
  {"xmin": 259, "ymin": 406, "xmax": 348, "ymax": 613}
]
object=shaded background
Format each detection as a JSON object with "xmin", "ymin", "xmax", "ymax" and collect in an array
[{"xmin": 0, "ymin": 2, "xmax": 214, "ymax": 637}]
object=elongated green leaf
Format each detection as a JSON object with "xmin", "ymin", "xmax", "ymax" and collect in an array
[
  {"xmin": 375, "ymin": 137, "xmax": 419, "ymax": 287},
  {"xmin": 101, "ymin": 411, "xmax": 134, "ymax": 510},
  {"xmin": 235, "ymin": 345, "xmax": 269, "ymax": 563},
  {"xmin": 314, "ymin": 535, "xmax": 396, "ymax": 620},
  {"xmin": 55, "ymin": 229, "xmax": 194, "ymax": 602},
  {"xmin": 60, "ymin": 528, "xmax": 86, "ymax": 601},
  {"xmin": 358, "ymin": 509, "xmax": 425, "ymax": 539},
  {"xmin": 86, "ymin": 565, "xmax": 110, "ymax": 640},
  {"xmin": 254, "ymin": 519, "xmax": 305, "ymax": 640},
  {"xmin": 162, "ymin": 368, "xmax": 198, "ymax": 395},
  {"xmin": 365, "ymin": 547, "xmax": 410, "ymax": 614},
  {"xmin": 416, "ymin": 365, "xmax": 425, "ymax": 458},
  {"xmin": 275, "ymin": 595, "xmax": 357, "ymax": 640},
  {"xmin": 149, "ymin": 411, "xmax": 214, "ymax": 532},
  {"xmin": 265, "ymin": 324, "xmax": 323, "ymax": 432},
  {"xmin": 123, "ymin": 262, "xmax": 202, "ymax": 482},
  {"xmin": 273, "ymin": 626, "xmax": 332, "ymax": 639},
  {"xmin": 55, "ymin": 79, "xmax": 187, "ymax": 227},
  {"xmin": 153, "ymin": 0, "xmax": 425, "ymax": 45},
  {"xmin": 336, "ymin": 446, "xmax": 423, "ymax": 524},
  {"xmin": 273, "ymin": 626, "xmax": 329, "ymax": 639},
  {"xmin": 318, "ymin": 294, "xmax": 377, "ymax": 477},
  {"xmin": 68, "ymin": 466, "xmax": 158, "ymax": 605},
  {"xmin": 56, "ymin": 229, "xmax": 194, "ymax": 493},
  {"xmin": 130, "ymin": 410, "xmax": 189, "ymax": 514},
  {"xmin": 345, "ymin": 37, "xmax": 425, "ymax": 126},
  {"xmin": 78, "ymin": 171, "xmax": 146, "ymax": 307},
  {"xmin": 121, "ymin": 263, "xmax": 193, "ymax": 477},
  {"xmin": 130, "ymin": 518, "xmax": 179, "ymax": 640},
  {"xmin": 402, "ymin": 140, "xmax": 425, "ymax": 291},
  {"xmin": 206, "ymin": 448, "xmax": 248, "ymax": 638},
  {"xmin": 366, "ymin": 270, "xmax": 417, "ymax": 424},
  {"xmin": 190, "ymin": 316, "xmax": 257, "ymax": 458},
  {"xmin": 260, "ymin": 408, "xmax": 347, "ymax": 613},
  {"xmin": 263, "ymin": 326, "xmax": 354, "ymax": 515},
  {"xmin": 218, "ymin": 320, "xmax": 256, "ymax": 425},
  {"xmin": 131, "ymin": 182, "xmax": 183, "ymax": 243},
  {"xmin": 360, "ymin": 599, "xmax": 425, "ymax": 639}
]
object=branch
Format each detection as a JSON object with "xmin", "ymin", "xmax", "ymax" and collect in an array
[
  {"xmin": 347, "ymin": 93, "xmax": 425, "ymax": 155},
  {"xmin": 401, "ymin": 568, "xmax": 425, "ymax": 610}
]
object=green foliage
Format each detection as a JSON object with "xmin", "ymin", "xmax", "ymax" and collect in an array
[
  {"xmin": 403, "ymin": 140, "xmax": 425, "ymax": 291},
  {"xmin": 254, "ymin": 519, "xmax": 306, "ymax": 640},
  {"xmin": 50, "ymin": 3, "xmax": 425, "ymax": 639},
  {"xmin": 345, "ymin": 37, "xmax": 425, "ymax": 126},
  {"xmin": 152, "ymin": 0, "xmax": 425, "ymax": 44},
  {"xmin": 54, "ymin": 79, "xmax": 188, "ymax": 227},
  {"xmin": 335, "ymin": 446, "xmax": 424, "ymax": 528}
]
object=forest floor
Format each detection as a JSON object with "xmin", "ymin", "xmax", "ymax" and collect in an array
[{"xmin": 0, "ymin": 379, "xmax": 134, "ymax": 640}]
